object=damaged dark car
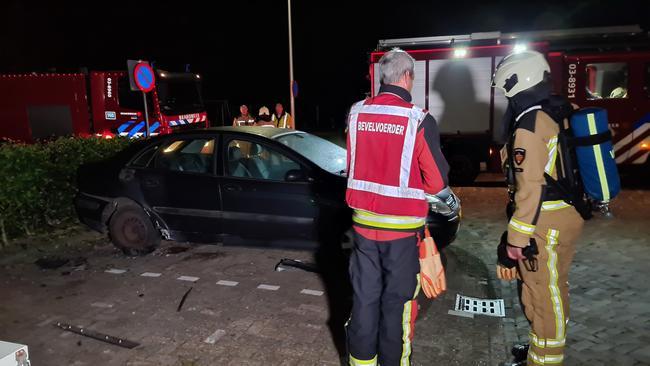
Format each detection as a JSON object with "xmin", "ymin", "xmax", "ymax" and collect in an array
[
  {"xmin": 75, "ymin": 127, "xmax": 459, "ymax": 256},
  {"xmin": 75, "ymin": 127, "xmax": 351, "ymax": 255}
]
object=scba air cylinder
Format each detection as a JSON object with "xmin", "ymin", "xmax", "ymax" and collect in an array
[{"xmin": 570, "ymin": 107, "xmax": 621, "ymax": 203}]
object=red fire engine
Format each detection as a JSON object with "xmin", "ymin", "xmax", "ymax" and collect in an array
[
  {"xmin": 371, "ymin": 25, "xmax": 650, "ymax": 183},
  {"xmin": 0, "ymin": 69, "xmax": 208, "ymax": 142}
]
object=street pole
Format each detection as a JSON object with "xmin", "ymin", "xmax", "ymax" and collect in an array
[
  {"xmin": 142, "ymin": 92, "xmax": 150, "ymax": 138},
  {"xmin": 288, "ymin": 0, "xmax": 296, "ymax": 129}
]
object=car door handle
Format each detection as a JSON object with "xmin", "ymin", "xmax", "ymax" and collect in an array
[
  {"xmin": 143, "ymin": 178, "xmax": 160, "ymax": 188},
  {"xmin": 224, "ymin": 184, "xmax": 242, "ymax": 192}
]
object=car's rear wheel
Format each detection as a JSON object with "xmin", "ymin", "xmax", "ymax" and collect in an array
[{"xmin": 108, "ymin": 205, "xmax": 160, "ymax": 256}]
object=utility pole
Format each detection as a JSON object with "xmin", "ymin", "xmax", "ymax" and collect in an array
[{"xmin": 288, "ymin": 0, "xmax": 296, "ymax": 128}]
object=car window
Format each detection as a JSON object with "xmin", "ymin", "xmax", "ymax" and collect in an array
[
  {"xmin": 585, "ymin": 63, "xmax": 629, "ymax": 100},
  {"xmin": 226, "ymin": 139, "xmax": 300, "ymax": 181},
  {"xmin": 275, "ymin": 132, "xmax": 346, "ymax": 174},
  {"xmin": 154, "ymin": 138, "xmax": 214, "ymax": 174},
  {"xmin": 130, "ymin": 145, "xmax": 159, "ymax": 167}
]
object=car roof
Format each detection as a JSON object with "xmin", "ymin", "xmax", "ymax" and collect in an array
[{"xmin": 178, "ymin": 126, "xmax": 306, "ymax": 140}]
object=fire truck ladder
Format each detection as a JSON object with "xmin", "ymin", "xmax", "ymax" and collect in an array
[{"xmin": 377, "ymin": 25, "xmax": 645, "ymax": 49}]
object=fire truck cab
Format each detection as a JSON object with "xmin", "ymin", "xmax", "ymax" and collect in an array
[{"xmin": 372, "ymin": 25, "xmax": 650, "ymax": 183}]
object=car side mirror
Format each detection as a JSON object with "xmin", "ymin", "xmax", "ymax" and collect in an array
[{"xmin": 285, "ymin": 169, "xmax": 307, "ymax": 182}]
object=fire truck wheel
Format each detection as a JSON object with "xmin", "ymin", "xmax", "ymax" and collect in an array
[
  {"xmin": 448, "ymin": 154, "xmax": 479, "ymax": 185},
  {"xmin": 109, "ymin": 205, "xmax": 160, "ymax": 256}
]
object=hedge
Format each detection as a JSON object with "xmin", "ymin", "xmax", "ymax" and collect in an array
[{"xmin": 0, "ymin": 137, "xmax": 131, "ymax": 245}]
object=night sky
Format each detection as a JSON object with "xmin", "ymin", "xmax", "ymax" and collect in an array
[{"xmin": 2, "ymin": 0, "xmax": 649, "ymax": 130}]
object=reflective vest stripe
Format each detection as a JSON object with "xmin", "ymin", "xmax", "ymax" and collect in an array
[
  {"xmin": 273, "ymin": 114, "xmax": 289, "ymax": 128},
  {"xmin": 352, "ymin": 210, "xmax": 425, "ymax": 230},
  {"xmin": 348, "ymin": 179, "xmax": 425, "ymax": 200},
  {"xmin": 348, "ymin": 101, "xmax": 425, "ymax": 200}
]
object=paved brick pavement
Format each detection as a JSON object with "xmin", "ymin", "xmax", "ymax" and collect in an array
[
  {"xmin": 1, "ymin": 187, "xmax": 647, "ymax": 365},
  {"xmin": 454, "ymin": 187, "xmax": 650, "ymax": 366},
  {"xmin": 0, "ymin": 232, "xmax": 503, "ymax": 365}
]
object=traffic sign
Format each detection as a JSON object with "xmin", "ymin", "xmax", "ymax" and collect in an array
[{"xmin": 133, "ymin": 63, "xmax": 156, "ymax": 93}]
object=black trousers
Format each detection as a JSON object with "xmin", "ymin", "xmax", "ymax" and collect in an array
[{"xmin": 347, "ymin": 230, "xmax": 421, "ymax": 366}]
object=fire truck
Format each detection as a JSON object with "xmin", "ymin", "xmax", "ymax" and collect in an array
[
  {"xmin": 371, "ymin": 25, "xmax": 650, "ymax": 183},
  {"xmin": 0, "ymin": 68, "xmax": 209, "ymax": 142}
]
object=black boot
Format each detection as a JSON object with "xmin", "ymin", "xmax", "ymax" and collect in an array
[{"xmin": 511, "ymin": 343, "xmax": 529, "ymax": 363}]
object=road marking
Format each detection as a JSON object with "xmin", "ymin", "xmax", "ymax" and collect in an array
[
  {"xmin": 257, "ymin": 284, "xmax": 280, "ymax": 291},
  {"xmin": 141, "ymin": 272, "xmax": 162, "ymax": 278},
  {"xmin": 300, "ymin": 289, "xmax": 324, "ymax": 296},
  {"xmin": 105, "ymin": 268, "xmax": 127, "ymax": 274},
  {"xmin": 216, "ymin": 280, "xmax": 239, "ymax": 287},
  {"xmin": 204, "ymin": 329, "xmax": 226, "ymax": 344},
  {"xmin": 177, "ymin": 276, "xmax": 200, "ymax": 282},
  {"xmin": 91, "ymin": 302, "xmax": 114, "ymax": 309}
]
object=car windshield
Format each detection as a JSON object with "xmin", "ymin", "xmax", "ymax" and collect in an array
[
  {"xmin": 156, "ymin": 74, "xmax": 204, "ymax": 115},
  {"xmin": 275, "ymin": 133, "xmax": 346, "ymax": 174}
]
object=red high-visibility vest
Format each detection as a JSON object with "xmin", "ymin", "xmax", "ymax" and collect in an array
[{"xmin": 346, "ymin": 93, "xmax": 429, "ymax": 221}]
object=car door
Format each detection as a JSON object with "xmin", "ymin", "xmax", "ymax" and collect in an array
[
  {"xmin": 134, "ymin": 135, "xmax": 222, "ymax": 240},
  {"xmin": 219, "ymin": 135, "xmax": 319, "ymax": 243}
]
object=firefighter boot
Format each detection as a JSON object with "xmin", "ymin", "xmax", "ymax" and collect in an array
[{"xmin": 511, "ymin": 343, "xmax": 529, "ymax": 363}]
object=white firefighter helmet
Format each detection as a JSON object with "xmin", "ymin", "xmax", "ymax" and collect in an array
[{"xmin": 492, "ymin": 50, "xmax": 550, "ymax": 98}]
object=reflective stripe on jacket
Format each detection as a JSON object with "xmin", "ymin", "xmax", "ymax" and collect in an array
[{"xmin": 346, "ymin": 85, "xmax": 448, "ymax": 230}]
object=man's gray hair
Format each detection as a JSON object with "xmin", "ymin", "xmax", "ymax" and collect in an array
[{"xmin": 379, "ymin": 48, "xmax": 415, "ymax": 85}]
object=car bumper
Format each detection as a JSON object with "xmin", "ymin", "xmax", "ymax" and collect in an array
[{"xmin": 74, "ymin": 193, "xmax": 113, "ymax": 233}]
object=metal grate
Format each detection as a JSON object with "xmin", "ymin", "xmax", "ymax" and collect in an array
[{"xmin": 454, "ymin": 294, "xmax": 505, "ymax": 317}]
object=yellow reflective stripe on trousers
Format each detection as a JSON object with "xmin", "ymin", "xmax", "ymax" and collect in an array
[
  {"xmin": 546, "ymin": 229, "xmax": 566, "ymax": 343},
  {"xmin": 587, "ymin": 113, "xmax": 610, "ymax": 201},
  {"xmin": 530, "ymin": 331, "xmax": 566, "ymax": 349},
  {"xmin": 541, "ymin": 200, "xmax": 571, "ymax": 212},
  {"xmin": 509, "ymin": 218, "xmax": 536, "ymax": 235},
  {"xmin": 414, "ymin": 274, "xmax": 421, "ymax": 299},
  {"xmin": 349, "ymin": 355, "xmax": 377, "ymax": 366},
  {"xmin": 529, "ymin": 350, "xmax": 564, "ymax": 365},
  {"xmin": 353, "ymin": 210, "xmax": 426, "ymax": 230},
  {"xmin": 545, "ymin": 135, "xmax": 558, "ymax": 175},
  {"xmin": 400, "ymin": 300, "xmax": 413, "ymax": 366}
]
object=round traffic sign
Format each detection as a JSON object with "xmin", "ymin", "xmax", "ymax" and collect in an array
[{"xmin": 134, "ymin": 63, "xmax": 156, "ymax": 93}]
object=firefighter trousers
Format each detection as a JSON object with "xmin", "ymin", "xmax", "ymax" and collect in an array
[
  {"xmin": 518, "ymin": 208, "xmax": 583, "ymax": 365},
  {"xmin": 347, "ymin": 229, "xmax": 421, "ymax": 366}
]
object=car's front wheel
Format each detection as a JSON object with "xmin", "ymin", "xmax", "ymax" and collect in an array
[{"xmin": 108, "ymin": 205, "xmax": 160, "ymax": 256}]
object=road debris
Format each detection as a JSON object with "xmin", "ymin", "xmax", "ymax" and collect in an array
[
  {"xmin": 274, "ymin": 258, "xmax": 320, "ymax": 273},
  {"xmin": 177, "ymin": 287, "xmax": 193, "ymax": 312},
  {"xmin": 454, "ymin": 294, "xmax": 505, "ymax": 317},
  {"xmin": 54, "ymin": 322, "xmax": 139, "ymax": 349}
]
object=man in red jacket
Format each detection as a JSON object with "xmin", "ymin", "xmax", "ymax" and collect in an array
[{"xmin": 346, "ymin": 49, "xmax": 458, "ymax": 366}]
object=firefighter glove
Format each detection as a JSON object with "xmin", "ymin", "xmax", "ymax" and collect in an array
[
  {"xmin": 419, "ymin": 227, "xmax": 446, "ymax": 299},
  {"xmin": 497, "ymin": 231, "xmax": 517, "ymax": 268},
  {"xmin": 496, "ymin": 264, "xmax": 518, "ymax": 281}
]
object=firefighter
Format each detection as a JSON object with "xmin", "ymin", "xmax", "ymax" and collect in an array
[
  {"xmin": 272, "ymin": 103, "xmax": 294, "ymax": 129},
  {"xmin": 232, "ymin": 104, "xmax": 255, "ymax": 127},
  {"xmin": 256, "ymin": 106, "xmax": 275, "ymax": 127},
  {"xmin": 346, "ymin": 49, "xmax": 458, "ymax": 366},
  {"xmin": 492, "ymin": 50, "xmax": 584, "ymax": 366}
]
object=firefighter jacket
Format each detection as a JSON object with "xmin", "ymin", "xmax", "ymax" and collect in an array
[
  {"xmin": 233, "ymin": 114, "xmax": 255, "ymax": 127},
  {"xmin": 346, "ymin": 84, "xmax": 449, "ymax": 231},
  {"xmin": 272, "ymin": 112, "xmax": 293, "ymax": 129},
  {"xmin": 504, "ymin": 107, "xmax": 573, "ymax": 247}
]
